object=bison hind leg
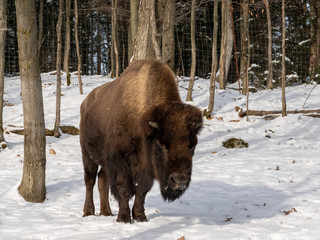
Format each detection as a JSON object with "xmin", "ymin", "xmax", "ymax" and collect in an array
[
  {"xmin": 98, "ymin": 168, "xmax": 113, "ymax": 216},
  {"xmin": 132, "ymin": 192, "xmax": 148, "ymax": 222},
  {"xmin": 83, "ymin": 155, "xmax": 98, "ymax": 217}
]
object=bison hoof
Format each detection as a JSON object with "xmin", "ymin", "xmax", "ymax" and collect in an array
[
  {"xmin": 83, "ymin": 211, "xmax": 95, "ymax": 217},
  {"xmin": 100, "ymin": 211, "xmax": 113, "ymax": 216},
  {"xmin": 133, "ymin": 214, "xmax": 147, "ymax": 222},
  {"xmin": 117, "ymin": 214, "xmax": 132, "ymax": 223}
]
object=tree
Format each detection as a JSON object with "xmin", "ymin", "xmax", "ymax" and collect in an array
[
  {"xmin": 161, "ymin": 0, "xmax": 176, "ymax": 69},
  {"xmin": 263, "ymin": 0, "xmax": 273, "ymax": 89},
  {"xmin": 281, "ymin": 0, "xmax": 287, "ymax": 117},
  {"xmin": 112, "ymin": 0, "xmax": 119, "ymax": 77},
  {"xmin": 16, "ymin": 0, "xmax": 46, "ymax": 202},
  {"xmin": 186, "ymin": 0, "xmax": 196, "ymax": 101},
  {"xmin": 75, "ymin": 0, "xmax": 83, "ymax": 94},
  {"xmin": 240, "ymin": 0, "xmax": 249, "ymax": 95},
  {"xmin": 64, "ymin": 0, "xmax": 71, "ymax": 86},
  {"xmin": 309, "ymin": 0, "xmax": 320, "ymax": 80},
  {"xmin": 206, "ymin": 0, "xmax": 218, "ymax": 119},
  {"xmin": 0, "ymin": 0, "xmax": 7, "ymax": 145},
  {"xmin": 38, "ymin": 0, "xmax": 43, "ymax": 50},
  {"xmin": 129, "ymin": 0, "xmax": 139, "ymax": 61},
  {"xmin": 217, "ymin": 0, "xmax": 233, "ymax": 89},
  {"xmin": 53, "ymin": 0, "xmax": 63, "ymax": 137},
  {"xmin": 133, "ymin": 0, "xmax": 158, "ymax": 61}
]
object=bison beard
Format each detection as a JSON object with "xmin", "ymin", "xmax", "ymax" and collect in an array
[{"xmin": 80, "ymin": 59, "xmax": 203, "ymax": 223}]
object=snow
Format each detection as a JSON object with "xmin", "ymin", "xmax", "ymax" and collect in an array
[{"xmin": 1, "ymin": 73, "xmax": 320, "ymax": 239}]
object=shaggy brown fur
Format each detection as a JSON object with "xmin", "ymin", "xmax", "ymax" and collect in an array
[{"xmin": 80, "ymin": 59, "xmax": 203, "ymax": 223}]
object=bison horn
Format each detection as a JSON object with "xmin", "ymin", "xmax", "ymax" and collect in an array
[{"xmin": 149, "ymin": 121, "xmax": 158, "ymax": 129}]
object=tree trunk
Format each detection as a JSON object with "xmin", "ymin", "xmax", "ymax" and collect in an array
[
  {"xmin": 206, "ymin": 0, "xmax": 218, "ymax": 119},
  {"xmin": 53, "ymin": 0, "xmax": 63, "ymax": 137},
  {"xmin": 0, "ymin": 0, "xmax": 7, "ymax": 144},
  {"xmin": 150, "ymin": 0, "xmax": 161, "ymax": 60},
  {"xmin": 281, "ymin": 0, "xmax": 287, "ymax": 117},
  {"xmin": 186, "ymin": 0, "xmax": 196, "ymax": 101},
  {"xmin": 263, "ymin": 0, "xmax": 273, "ymax": 89},
  {"xmin": 217, "ymin": 0, "xmax": 233, "ymax": 89},
  {"xmin": 309, "ymin": 0, "xmax": 320, "ymax": 80},
  {"xmin": 133, "ymin": 0, "xmax": 156, "ymax": 61},
  {"xmin": 38, "ymin": 0, "xmax": 43, "ymax": 51},
  {"xmin": 240, "ymin": 0, "xmax": 249, "ymax": 95},
  {"xmin": 16, "ymin": 0, "xmax": 46, "ymax": 202},
  {"xmin": 97, "ymin": 11, "xmax": 101, "ymax": 75},
  {"xmin": 112, "ymin": 0, "xmax": 119, "ymax": 78},
  {"xmin": 64, "ymin": 0, "xmax": 71, "ymax": 85},
  {"xmin": 129, "ymin": 0, "xmax": 139, "ymax": 62},
  {"xmin": 161, "ymin": 0, "xmax": 175, "ymax": 69},
  {"xmin": 75, "ymin": 0, "xmax": 83, "ymax": 94}
]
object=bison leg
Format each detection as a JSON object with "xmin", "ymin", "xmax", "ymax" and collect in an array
[
  {"xmin": 114, "ymin": 186, "xmax": 132, "ymax": 223},
  {"xmin": 98, "ymin": 168, "xmax": 113, "ymax": 216},
  {"xmin": 83, "ymin": 155, "xmax": 98, "ymax": 217},
  {"xmin": 132, "ymin": 192, "xmax": 147, "ymax": 222}
]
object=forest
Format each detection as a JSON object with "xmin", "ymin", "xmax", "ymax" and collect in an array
[{"xmin": 3, "ymin": 0, "xmax": 320, "ymax": 87}]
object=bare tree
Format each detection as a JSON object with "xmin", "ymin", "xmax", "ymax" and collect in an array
[
  {"xmin": 129, "ymin": 0, "xmax": 139, "ymax": 61},
  {"xmin": 75, "ymin": 0, "xmax": 83, "ymax": 94},
  {"xmin": 53, "ymin": 0, "xmax": 63, "ymax": 137},
  {"xmin": 309, "ymin": 0, "xmax": 320, "ymax": 80},
  {"xmin": 206, "ymin": 0, "xmax": 218, "ymax": 119},
  {"xmin": 217, "ymin": 0, "xmax": 233, "ymax": 89},
  {"xmin": 263, "ymin": 0, "xmax": 273, "ymax": 89},
  {"xmin": 186, "ymin": 0, "xmax": 196, "ymax": 101},
  {"xmin": 0, "ymin": 0, "xmax": 7, "ymax": 145},
  {"xmin": 64, "ymin": 0, "xmax": 71, "ymax": 86},
  {"xmin": 281, "ymin": 0, "xmax": 287, "ymax": 117},
  {"xmin": 38, "ymin": 0, "xmax": 43, "ymax": 51},
  {"xmin": 161, "ymin": 0, "xmax": 176, "ymax": 69},
  {"xmin": 112, "ymin": 0, "xmax": 119, "ymax": 77},
  {"xmin": 16, "ymin": 0, "xmax": 46, "ymax": 202},
  {"xmin": 240, "ymin": 0, "xmax": 249, "ymax": 95}
]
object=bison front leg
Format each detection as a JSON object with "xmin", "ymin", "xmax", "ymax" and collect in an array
[
  {"xmin": 132, "ymin": 192, "xmax": 147, "ymax": 222},
  {"xmin": 98, "ymin": 168, "xmax": 113, "ymax": 216},
  {"xmin": 115, "ymin": 186, "xmax": 132, "ymax": 223}
]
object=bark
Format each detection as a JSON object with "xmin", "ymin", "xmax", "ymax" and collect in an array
[
  {"xmin": 133, "ymin": 0, "xmax": 156, "ymax": 61},
  {"xmin": 161, "ymin": 0, "xmax": 175, "ymax": 69},
  {"xmin": 129, "ymin": 0, "xmax": 139, "ymax": 62},
  {"xmin": 281, "ymin": 0, "xmax": 287, "ymax": 117},
  {"xmin": 150, "ymin": 0, "xmax": 161, "ymax": 60},
  {"xmin": 53, "ymin": 0, "xmax": 63, "ymax": 137},
  {"xmin": 309, "ymin": 0, "xmax": 320, "ymax": 80},
  {"xmin": 0, "ymin": 0, "xmax": 7, "ymax": 143},
  {"xmin": 263, "ymin": 0, "xmax": 273, "ymax": 89},
  {"xmin": 97, "ymin": 11, "xmax": 101, "ymax": 75},
  {"xmin": 38, "ymin": 0, "xmax": 43, "ymax": 50},
  {"xmin": 218, "ymin": 1, "xmax": 227, "ymax": 89},
  {"xmin": 16, "ymin": 0, "xmax": 46, "ymax": 202},
  {"xmin": 217, "ymin": 0, "xmax": 233, "ymax": 89},
  {"xmin": 206, "ymin": 1, "xmax": 218, "ymax": 119},
  {"xmin": 75, "ymin": 0, "xmax": 83, "ymax": 94},
  {"xmin": 240, "ymin": 0, "xmax": 249, "ymax": 95},
  {"xmin": 64, "ymin": 0, "xmax": 71, "ymax": 85},
  {"xmin": 186, "ymin": 0, "xmax": 196, "ymax": 101},
  {"xmin": 112, "ymin": 0, "xmax": 119, "ymax": 78},
  {"xmin": 238, "ymin": 108, "xmax": 320, "ymax": 118}
]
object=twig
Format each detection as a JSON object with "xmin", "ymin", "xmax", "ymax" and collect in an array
[{"xmin": 302, "ymin": 83, "xmax": 317, "ymax": 109}]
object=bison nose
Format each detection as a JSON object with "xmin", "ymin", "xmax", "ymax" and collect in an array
[{"xmin": 169, "ymin": 173, "xmax": 189, "ymax": 191}]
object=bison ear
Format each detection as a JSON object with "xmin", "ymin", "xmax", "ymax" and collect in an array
[{"xmin": 149, "ymin": 121, "xmax": 158, "ymax": 129}]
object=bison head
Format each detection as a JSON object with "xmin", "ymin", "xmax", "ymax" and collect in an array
[{"xmin": 142, "ymin": 102, "xmax": 203, "ymax": 201}]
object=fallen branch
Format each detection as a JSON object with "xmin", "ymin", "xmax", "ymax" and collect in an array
[{"xmin": 237, "ymin": 107, "xmax": 320, "ymax": 118}]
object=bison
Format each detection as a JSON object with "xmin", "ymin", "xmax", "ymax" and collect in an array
[{"xmin": 80, "ymin": 59, "xmax": 203, "ymax": 223}]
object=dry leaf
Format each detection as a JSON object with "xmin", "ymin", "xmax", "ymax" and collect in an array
[
  {"xmin": 49, "ymin": 149, "xmax": 56, "ymax": 155},
  {"xmin": 177, "ymin": 237, "xmax": 185, "ymax": 240}
]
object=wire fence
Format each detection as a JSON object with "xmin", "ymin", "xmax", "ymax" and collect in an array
[{"xmin": 4, "ymin": 0, "xmax": 317, "ymax": 88}]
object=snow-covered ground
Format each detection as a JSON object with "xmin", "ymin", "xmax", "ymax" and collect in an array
[{"xmin": 1, "ymin": 73, "xmax": 320, "ymax": 240}]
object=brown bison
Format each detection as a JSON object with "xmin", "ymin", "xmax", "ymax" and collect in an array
[{"xmin": 80, "ymin": 59, "xmax": 203, "ymax": 223}]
